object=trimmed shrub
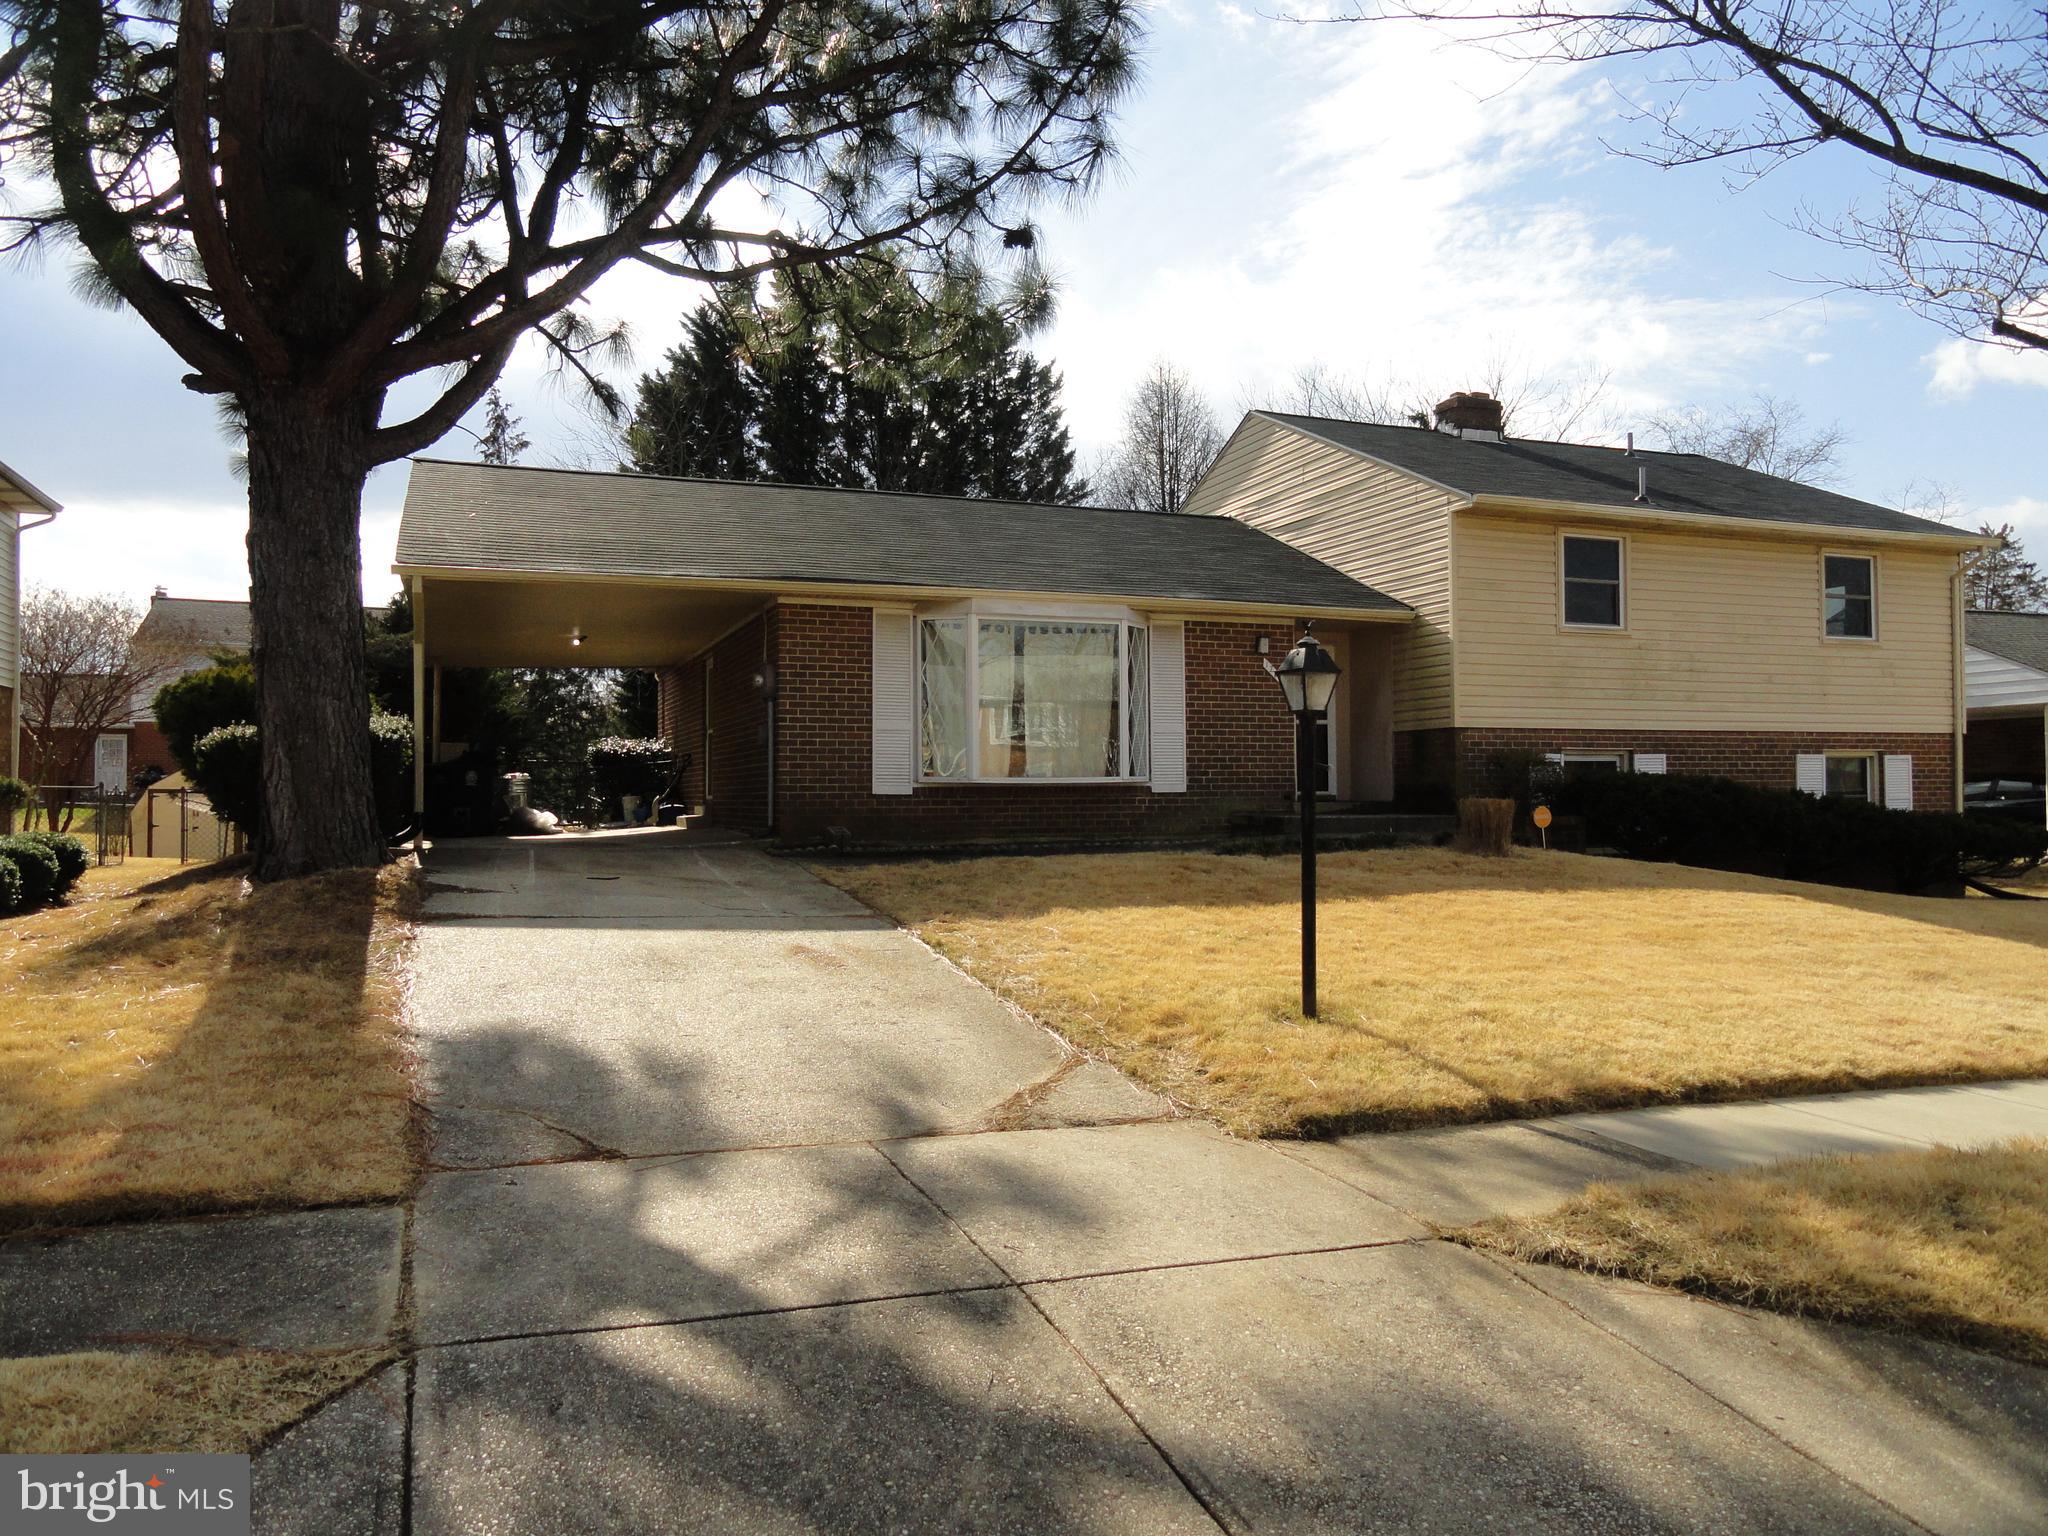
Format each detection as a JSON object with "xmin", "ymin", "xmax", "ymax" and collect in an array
[
  {"xmin": 192, "ymin": 723, "xmax": 261, "ymax": 831},
  {"xmin": 153, "ymin": 656, "xmax": 257, "ymax": 776},
  {"xmin": 0, "ymin": 856, "xmax": 20, "ymax": 914},
  {"xmin": 194, "ymin": 716, "xmax": 416, "ymax": 838},
  {"xmin": 0, "ymin": 776, "xmax": 30, "ymax": 819},
  {"xmin": 1555, "ymin": 770, "xmax": 2048, "ymax": 895},
  {"xmin": 589, "ymin": 736, "xmax": 671, "ymax": 804},
  {"xmin": 24, "ymin": 831, "xmax": 89, "ymax": 894},
  {"xmin": 0, "ymin": 834, "xmax": 62, "ymax": 908},
  {"xmin": 1454, "ymin": 797, "xmax": 1516, "ymax": 857},
  {"xmin": 369, "ymin": 711, "xmax": 415, "ymax": 836}
]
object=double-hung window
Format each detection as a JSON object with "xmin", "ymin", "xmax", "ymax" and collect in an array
[
  {"xmin": 1823, "ymin": 554, "xmax": 1876, "ymax": 639},
  {"xmin": 918, "ymin": 610, "xmax": 1151, "ymax": 782},
  {"xmin": 1561, "ymin": 535, "xmax": 1625, "ymax": 629},
  {"xmin": 1825, "ymin": 754, "xmax": 1875, "ymax": 802}
]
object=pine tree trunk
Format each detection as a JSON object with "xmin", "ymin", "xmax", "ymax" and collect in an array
[{"xmin": 243, "ymin": 397, "xmax": 386, "ymax": 879}]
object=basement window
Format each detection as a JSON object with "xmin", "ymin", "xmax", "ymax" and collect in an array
[
  {"xmin": 1561, "ymin": 535, "xmax": 1625, "ymax": 629},
  {"xmin": 918, "ymin": 610, "xmax": 1150, "ymax": 782},
  {"xmin": 1825, "ymin": 754, "xmax": 1875, "ymax": 802}
]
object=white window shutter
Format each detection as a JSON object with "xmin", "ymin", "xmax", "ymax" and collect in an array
[
  {"xmin": 1795, "ymin": 754, "xmax": 1827, "ymax": 797},
  {"xmin": 871, "ymin": 609, "xmax": 914, "ymax": 795},
  {"xmin": 1633, "ymin": 753, "xmax": 1668, "ymax": 775},
  {"xmin": 1883, "ymin": 754, "xmax": 1913, "ymax": 811},
  {"xmin": 1148, "ymin": 620, "xmax": 1187, "ymax": 793}
]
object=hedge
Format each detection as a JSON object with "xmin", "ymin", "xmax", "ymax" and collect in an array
[
  {"xmin": 24, "ymin": 831, "xmax": 89, "ymax": 892},
  {"xmin": 1554, "ymin": 770, "xmax": 2048, "ymax": 895},
  {"xmin": 153, "ymin": 657, "xmax": 257, "ymax": 777},
  {"xmin": 589, "ymin": 736, "xmax": 671, "ymax": 803},
  {"xmin": 0, "ymin": 856, "xmax": 20, "ymax": 914},
  {"xmin": 0, "ymin": 834, "xmax": 62, "ymax": 908},
  {"xmin": 194, "ymin": 713, "xmax": 416, "ymax": 837}
]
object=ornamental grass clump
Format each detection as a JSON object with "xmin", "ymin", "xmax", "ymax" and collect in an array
[{"xmin": 1454, "ymin": 797, "xmax": 1515, "ymax": 857}]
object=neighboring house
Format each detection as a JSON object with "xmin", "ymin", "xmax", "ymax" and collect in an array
[
  {"xmin": 1963, "ymin": 610, "xmax": 2048, "ymax": 787},
  {"xmin": 394, "ymin": 461, "xmax": 1409, "ymax": 843},
  {"xmin": 125, "ymin": 592, "xmax": 257, "ymax": 778},
  {"xmin": 1183, "ymin": 397, "xmax": 1988, "ymax": 814},
  {"xmin": 1, "ymin": 457, "xmax": 61, "ymax": 782}
]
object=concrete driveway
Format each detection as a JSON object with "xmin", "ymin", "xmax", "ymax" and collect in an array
[{"xmin": 381, "ymin": 832, "xmax": 2048, "ymax": 1536}]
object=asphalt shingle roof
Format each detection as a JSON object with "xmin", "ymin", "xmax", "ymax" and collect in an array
[
  {"xmin": 395, "ymin": 460, "xmax": 1409, "ymax": 615},
  {"xmin": 1258, "ymin": 412, "xmax": 1969, "ymax": 539},
  {"xmin": 1967, "ymin": 610, "xmax": 2048, "ymax": 674},
  {"xmin": 136, "ymin": 597, "xmax": 253, "ymax": 651}
]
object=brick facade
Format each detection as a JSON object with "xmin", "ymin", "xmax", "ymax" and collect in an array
[
  {"xmin": 768, "ymin": 603, "xmax": 1300, "ymax": 846},
  {"xmin": 1964, "ymin": 713, "xmax": 2044, "ymax": 783},
  {"xmin": 1453, "ymin": 726, "xmax": 1956, "ymax": 814}
]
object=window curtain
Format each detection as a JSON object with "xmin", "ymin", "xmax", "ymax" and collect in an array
[
  {"xmin": 977, "ymin": 620, "xmax": 1121, "ymax": 778},
  {"xmin": 919, "ymin": 618, "xmax": 969, "ymax": 779},
  {"xmin": 1126, "ymin": 626, "xmax": 1150, "ymax": 779}
]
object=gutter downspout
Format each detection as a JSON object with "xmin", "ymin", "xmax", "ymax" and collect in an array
[
  {"xmin": 411, "ymin": 576, "xmax": 427, "ymax": 857},
  {"xmin": 12, "ymin": 508, "xmax": 58, "ymax": 781},
  {"xmin": 1953, "ymin": 548, "xmax": 1991, "ymax": 815}
]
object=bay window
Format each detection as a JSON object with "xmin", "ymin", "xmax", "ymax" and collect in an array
[{"xmin": 917, "ymin": 609, "xmax": 1151, "ymax": 782}]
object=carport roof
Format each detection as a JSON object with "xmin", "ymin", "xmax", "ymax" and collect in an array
[
  {"xmin": 1968, "ymin": 610, "xmax": 2048, "ymax": 675},
  {"xmin": 394, "ymin": 460, "xmax": 1409, "ymax": 616}
]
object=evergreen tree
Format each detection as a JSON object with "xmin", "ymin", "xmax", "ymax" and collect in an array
[
  {"xmin": 1969, "ymin": 524, "xmax": 2048, "ymax": 612},
  {"xmin": 478, "ymin": 390, "xmax": 532, "ymax": 467},
  {"xmin": 627, "ymin": 311, "xmax": 755, "ymax": 480},
  {"xmin": 625, "ymin": 280, "xmax": 1087, "ymax": 503}
]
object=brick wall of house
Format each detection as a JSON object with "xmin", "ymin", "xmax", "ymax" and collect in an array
[
  {"xmin": 702, "ymin": 614, "xmax": 772, "ymax": 827},
  {"xmin": 771, "ymin": 603, "xmax": 1300, "ymax": 845},
  {"xmin": 130, "ymin": 721, "xmax": 177, "ymax": 779},
  {"xmin": 1454, "ymin": 726, "xmax": 1957, "ymax": 814},
  {"xmin": 1964, "ymin": 714, "xmax": 2044, "ymax": 783},
  {"xmin": 1391, "ymin": 728, "xmax": 1458, "ymax": 810}
]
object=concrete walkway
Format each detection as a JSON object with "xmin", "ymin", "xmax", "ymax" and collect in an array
[
  {"xmin": 11, "ymin": 831, "xmax": 2042, "ymax": 1533},
  {"xmin": 1287, "ymin": 1078, "xmax": 2048, "ymax": 1227}
]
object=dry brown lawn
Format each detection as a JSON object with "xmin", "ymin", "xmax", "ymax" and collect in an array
[
  {"xmin": 1463, "ymin": 1140, "xmax": 2048, "ymax": 1364},
  {"xmin": 820, "ymin": 847, "xmax": 2048, "ymax": 1136},
  {"xmin": 0, "ymin": 1347, "xmax": 391, "ymax": 1453},
  {"xmin": 0, "ymin": 857, "xmax": 420, "ymax": 1232}
]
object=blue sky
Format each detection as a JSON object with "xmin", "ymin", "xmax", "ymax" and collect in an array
[{"xmin": 3, "ymin": 2, "xmax": 2043, "ymax": 608}]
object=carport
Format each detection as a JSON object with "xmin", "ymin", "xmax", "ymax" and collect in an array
[
  {"xmin": 1962, "ymin": 610, "xmax": 2048, "ymax": 822},
  {"xmin": 395, "ymin": 568, "xmax": 773, "ymax": 842}
]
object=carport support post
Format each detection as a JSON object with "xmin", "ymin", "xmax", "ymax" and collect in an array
[{"xmin": 412, "ymin": 577, "xmax": 426, "ymax": 857}]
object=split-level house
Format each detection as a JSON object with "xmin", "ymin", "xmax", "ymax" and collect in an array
[
  {"xmin": 1184, "ymin": 395, "xmax": 1987, "ymax": 815},
  {"xmin": 392, "ymin": 392, "xmax": 1986, "ymax": 843}
]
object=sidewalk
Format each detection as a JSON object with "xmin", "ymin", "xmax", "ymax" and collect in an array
[{"xmin": 1281, "ymin": 1078, "xmax": 2048, "ymax": 1226}]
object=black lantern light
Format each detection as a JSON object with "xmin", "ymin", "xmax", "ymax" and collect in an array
[{"xmin": 1270, "ymin": 624, "xmax": 1342, "ymax": 1017}]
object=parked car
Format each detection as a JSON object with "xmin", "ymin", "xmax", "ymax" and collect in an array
[{"xmin": 1964, "ymin": 779, "xmax": 2047, "ymax": 822}]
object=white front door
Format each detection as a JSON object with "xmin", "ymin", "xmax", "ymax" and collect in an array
[{"xmin": 94, "ymin": 733, "xmax": 128, "ymax": 793}]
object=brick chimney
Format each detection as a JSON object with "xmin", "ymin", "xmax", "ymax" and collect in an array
[{"xmin": 1432, "ymin": 391, "xmax": 1504, "ymax": 438}]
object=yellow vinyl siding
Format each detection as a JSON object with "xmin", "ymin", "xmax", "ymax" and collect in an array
[
  {"xmin": 1453, "ymin": 514, "xmax": 1957, "ymax": 732},
  {"xmin": 0, "ymin": 505, "xmax": 16, "ymax": 680},
  {"xmin": 1185, "ymin": 416, "xmax": 1454, "ymax": 729}
]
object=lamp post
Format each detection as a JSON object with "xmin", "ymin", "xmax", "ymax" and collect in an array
[{"xmin": 1271, "ymin": 625, "xmax": 1342, "ymax": 1017}]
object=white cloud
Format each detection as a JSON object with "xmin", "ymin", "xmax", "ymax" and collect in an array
[
  {"xmin": 1216, "ymin": 3, "xmax": 1254, "ymax": 33},
  {"xmin": 1039, "ymin": 24, "xmax": 1828, "ymax": 455},
  {"xmin": 1924, "ymin": 336, "xmax": 2048, "ymax": 397}
]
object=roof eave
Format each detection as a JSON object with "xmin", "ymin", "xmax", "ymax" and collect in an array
[
  {"xmin": 392, "ymin": 562, "xmax": 1414, "ymax": 623},
  {"xmin": 1467, "ymin": 493, "xmax": 1996, "ymax": 549},
  {"xmin": 0, "ymin": 456, "xmax": 62, "ymax": 515},
  {"xmin": 1252, "ymin": 412, "xmax": 1476, "ymax": 504}
]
